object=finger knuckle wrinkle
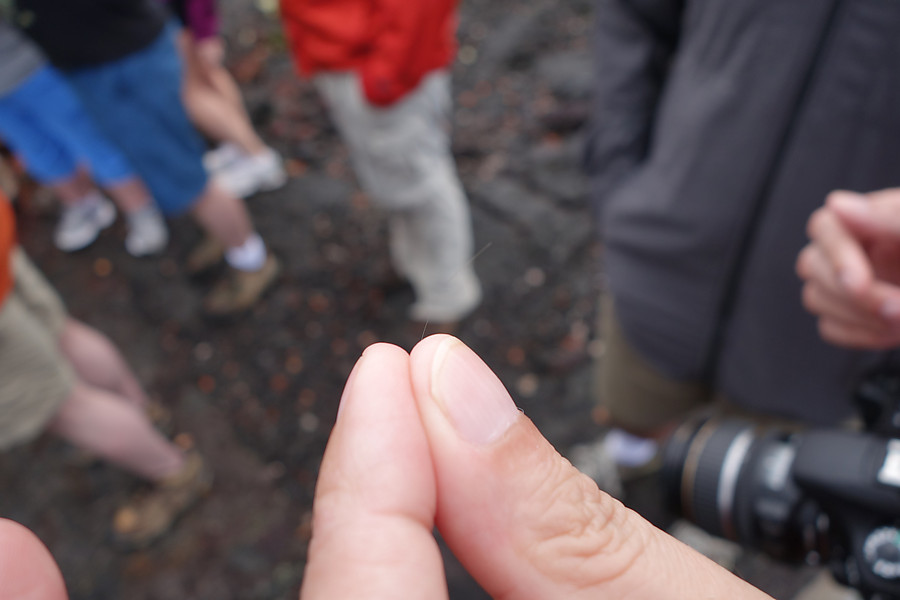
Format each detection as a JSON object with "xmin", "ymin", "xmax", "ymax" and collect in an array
[{"xmin": 516, "ymin": 459, "xmax": 647, "ymax": 589}]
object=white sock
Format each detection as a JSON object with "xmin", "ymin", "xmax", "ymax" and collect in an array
[
  {"xmin": 125, "ymin": 205, "xmax": 164, "ymax": 230},
  {"xmin": 603, "ymin": 428, "xmax": 659, "ymax": 468},
  {"xmin": 225, "ymin": 233, "xmax": 267, "ymax": 271},
  {"xmin": 78, "ymin": 190, "xmax": 106, "ymax": 207}
]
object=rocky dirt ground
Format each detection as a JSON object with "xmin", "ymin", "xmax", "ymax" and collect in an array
[{"xmin": 1, "ymin": 1, "xmax": 820, "ymax": 598}]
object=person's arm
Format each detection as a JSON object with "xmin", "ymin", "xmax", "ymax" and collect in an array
[
  {"xmin": 360, "ymin": 0, "xmax": 447, "ymax": 107},
  {"xmin": 584, "ymin": 0, "xmax": 684, "ymax": 202}
]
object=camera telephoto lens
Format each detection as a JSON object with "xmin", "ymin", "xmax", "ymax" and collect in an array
[{"xmin": 662, "ymin": 417, "xmax": 827, "ymax": 563}]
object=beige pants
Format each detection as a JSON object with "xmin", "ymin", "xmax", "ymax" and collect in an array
[
  {"xmin": 595, "ymin": 294, "xmax": 713, "ymax": 433},
  {"xmin": 315, "ymin": 71, "xmax": 481, "ymax": 322},
  {"xmin": 0, "ymin": 249, "xmax": 72, "ymax": 450}
]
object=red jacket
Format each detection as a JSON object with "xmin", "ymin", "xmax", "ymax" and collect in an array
[
  {"xmin": 280, "ymin": 0, "xmax": 458, "ymax": 106},
  {"xmin": 0, "ymin": 194, "xmax": 15, "ymax": 307}
]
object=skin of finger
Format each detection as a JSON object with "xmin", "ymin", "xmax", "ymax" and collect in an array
[
  {"xmin": 806, "ymin": 207, "xmax": 873, "ymax": 296},
  {"xmin": 830, "ymin": 188, "xmax": 900, "ymax": 239},
  {"xmin": 796, "ymin": 245, "xmax": 845, "ymax": 298},
  {"xmin": 300, "ymin": 344, "xmax": 447, "ymax": 600},
  {"xmin": 409, "ymin": 335, "xmax": 772, "ymax": 600},
  {"xmin": 819, "ymin": 318, "xmax": 900, "ymax": 350},
  {"xmin": 0, "ymin": 519, "xmax": 67, "ymax": 600},
  {"xmin": 802, "ymin": 283, "xmax": 889, "ymax": 331}
]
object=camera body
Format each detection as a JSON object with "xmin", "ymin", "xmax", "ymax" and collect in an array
[{"xmin": 662, "ymin": 367, "xmax": 900, "ymax": 600}]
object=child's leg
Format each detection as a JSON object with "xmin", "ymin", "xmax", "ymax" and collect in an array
[
  {"xmin": 48, "ymin": 382, "xmax": 184, "ymax": 482},
  {"xmin": 13, "ymin": 66, "xmax": 155, "ymax": 214},
  {"xmin": 191, "ymin": 180, "xmax": 254, "ymax": 248},
  {"xmin": 58, "ymin": 318, "xmax": 149, "ymax": 409},
  {"xmin": 0, "ymin": 67, "xmax": 167, "ymax": 254},
  {"xmin": 178, "ymin": 32, "xmax": 266, "ymax": 156}
]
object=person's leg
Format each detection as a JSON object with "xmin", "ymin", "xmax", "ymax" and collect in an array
[
  {"xmin": 316, "ymin": 71, "xmax": 481, "ymax": 322},
  {"xmin": 191, "ymin": 181, "xmax": 253, "ymax": 247},
  {"xmin": 26, "ymin": 69, "xmax": 150, "ymax": 210},
  {"xmin": 595, "ymin": 293, "xmax": 713, "ymax": 439},
  {"xmin": 178, "ymin": 32, "xmax": 266, "ymax": 156},
  {"xmin": 58, "ymin": 318, "xmax": 148, "ymax": 409},
  {"xmin": 48, "ymin": 384, "xmax": 184, "ymax": 481},
  {"xmin": 191, "ymin": 181, "xmax": 281, "ymax": 314},
  {"xmin": 1, "ymin": 66, "xmax": 167, "ymax": 254},
  {"xmin": 176, "ymin": 33, "xmax": 285, "ymax": 198},
  {"xmin": 46, "ymin": 169, "xmax": 93, "ymax": 206},
  {"xmin": 0, "ymin": 95, "xmax": 114, "ymax": 252}
]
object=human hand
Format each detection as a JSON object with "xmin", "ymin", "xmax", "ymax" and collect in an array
[
  {"xmin": 301, "ymin": 335, "xmax": 773, "ymax": 599},
  {"xmin": 195, "ymin": 36, "xmax": 226, "ymax": 67},
  {"xmin": 0, "ymin": 519, "xmax": 67, "ymax": 600},
  {"xmin": 797, "ymin": 190, "xmax": 900, "ymax": 348}
]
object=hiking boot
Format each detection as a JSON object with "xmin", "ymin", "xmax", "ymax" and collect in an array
[
  {"xmin": 186, "ymin": 235, "xmax": 225, "ymax": 276},
  {"xmin": 203, "ymin": 253, "xmax": 281, "ymax": 316},
  {"xmin": 112, "ymin": 451, "xmax": 212, "ymax": 549},
  {"xmin": 55, "ymin": 195, "xmax": 116, "ymax": 252}
]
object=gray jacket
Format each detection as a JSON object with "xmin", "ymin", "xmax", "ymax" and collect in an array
[
  {"xmin": 0, "ymin": 20, "xmax": 44, "ymax": 96},
  {"xmin": 587, "ymin": 0, "xmax": 900, "ymax": 425}
]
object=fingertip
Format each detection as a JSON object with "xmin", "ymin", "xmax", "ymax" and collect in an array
[
  {"xmin": 410, "ymin": 334, "xmax": 459, "ymax": 391},
  {"xmin": 361, "ymin": 341, "xmax": 409, "ymax": 360},
  {"xmin": 826, "ymin": 189, "xmax": 866, "ymax": 205},
  {"xmin": 411, "ymin": 334, "xmax": 458, "ymax": 361},
  {"xmin": 0, "ymin": 519, "xmax": 66, "ymax": 600}
]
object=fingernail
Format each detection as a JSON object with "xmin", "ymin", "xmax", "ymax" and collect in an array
[
  {"xmin": 431, "ymin": 338, "xmax": 520, "ymax": 445},
  {"xmin": 336, "ymin": 354, "xmax": 365, "ymax": 419}
]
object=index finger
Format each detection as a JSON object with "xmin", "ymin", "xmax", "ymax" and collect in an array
[
  {"xmin": 0, "ymin": 519, "xmax": 67, "ymax": 600},
  {"xmin": 301, "ymin": 344, "xmax": 446, "ymax": 600},
  {"xmin": 806, "ymin": 205, "xmax": 874, "ymax": 299}
]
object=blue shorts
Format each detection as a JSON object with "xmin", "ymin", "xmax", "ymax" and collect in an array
[
  {"xmin": 0, "ymin": 65, "xmax": 135, "ymax": 186},
  {"xmin": 65, "ymin": 24, "xmax": 208, "ymax": 216}
]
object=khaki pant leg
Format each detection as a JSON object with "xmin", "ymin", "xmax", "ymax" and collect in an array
[
  {"xmin": 0, "ymin": 288, "xmax": 73, "ymax": 450},
  {"xmin": 315, "ymin": 72, "xmax": 480, "ymax": 320},
  {"xmin": 595, "ymin": 294, "xmax": 712, "ymax": 434},
  {"xmin": 11, "ymin": 248, "xmax": 68, "ymax": 336}
]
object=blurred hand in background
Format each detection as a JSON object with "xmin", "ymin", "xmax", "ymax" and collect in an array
[{"xmin": 798, "ymin": 189, "xmax": 900, "ymax": 349}]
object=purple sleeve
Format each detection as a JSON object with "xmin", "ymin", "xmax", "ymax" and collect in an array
[{"xmin": 186, "ymin": 0, "xmax": 219, "ymax": 40}]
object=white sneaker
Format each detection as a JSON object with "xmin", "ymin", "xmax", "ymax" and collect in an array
[
  {"xmin": 214, "ymin": 148, "xmax": 288, "ymax": 198},
  {"xmin": 125, "ymin": 208, "xmax": 169, "ymax": 257},
  {"xmin": 203, "ymin": 143, "xmax": 243, "ymax": 174},
  {"xmin": 54, "ymin": 196, "xmax": 116, "ymax": 252}
]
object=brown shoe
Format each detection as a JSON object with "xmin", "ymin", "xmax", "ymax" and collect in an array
[
  {"xmin": 203, "ymin": 253, "xmax": 281, "ymax": 316},
  {"xmin": 113, "ymin": 452, "xmax": 212, "ymax": 549},
  {"xmin": 186, "ymin": 235, "xmax": 225, "ymax": 276}
]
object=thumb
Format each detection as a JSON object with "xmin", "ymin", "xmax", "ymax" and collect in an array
[
  {"xmin": 409, "ymin": 335, "xmax": 772, "ymax": 600},
  {"xmin": 0, "ymin": 519, "xmax": 67, "ymax": 600}
]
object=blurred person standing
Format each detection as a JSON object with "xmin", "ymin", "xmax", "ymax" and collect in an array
[
  {"xmin": 0, "ymin": 20, "xmax": 168, "ymax": 255},
  {"xmin": 585, "ymin": 3, "xmax": 900, "ymax": 450},
  {"xmin": 10, "ymin": 0, "xmax": 280, "ymax": 316},
  {"xmin": 0, "ymin": 191, "xmax": 210, "ymax": 547},
  {"xmin": 164, "ymin": 0, "xmax": 287, "ymax": 198},
  {"xmin": 280, "ymin": 0, "xmax": 482, "ymax": 325}
]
